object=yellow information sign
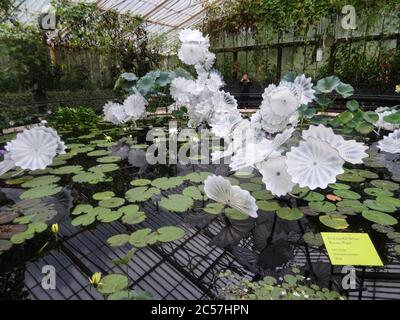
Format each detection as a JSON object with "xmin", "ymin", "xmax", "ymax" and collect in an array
[{"xmin": 321, "ymin": 232, "xmax": 383, "ymax": 266}]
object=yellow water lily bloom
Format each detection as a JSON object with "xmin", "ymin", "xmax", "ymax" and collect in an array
[
  {"xmin": 89, "ymin": 272, "xmax": 102, "ymax": 287},
  {"xmin": 395, "ymin": 84, "xmax": 400, "ymax": 94},
  {"xmin": 51, "ymin": 223, "xmax": 59, "ymax": 234},
  {"xmin": 104, "ymin": 135, "xmax": 113, "ymax": 142}
]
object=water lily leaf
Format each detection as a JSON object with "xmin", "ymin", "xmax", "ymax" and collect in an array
[
  {"xmin": 121, "ymin": 211, "xmax": 146, "ymax": 225},
  {"xmin": 336, "ymin": 199, "xmax": 366, "ymax": 213},
  {"xmin": 364, "ymin": 188, "xmax": 393, "ymax": 198},
  {"xmin": 383, "ymin": 111, "xmax": 400, "ymax": 124},
  {"xmin": 156, "ymin": 226, "xmax": 185, "ymax": 242},
  {"xmin": 51, "ymin": 166, "xmax": 84, "ymax": 175},
  {"xmin": 357, "ymin": 170, "xmax": 379, "ymax": 179},
  {"xmin": 129, "ymin": 228, "xmax": 152, "ymax": 247},
  {"xmin": 370, "ymin": 180, "xmax": 399, "ymax": 191},
  {"xmin": 204, "ymin": 203, "xmax": 224, "ymax": 215},
  {"xmin": 0, "ymin": 224, "xmax": 27, "ymax": 239},
  {"xmin": 130, "ymin": 179, "xmax": 151, "ymax": 186},
  {"xmin": 96, "ymin": 156, "xmax": 121, "ymax": 163},
  {"xmin": 184, "ymin": 172, "xmax": 212, "ymax": 183},
  {"xmin": 72, "ymin": 171, "xmax": 106, "ymax": 184},
  {"xmin": 125, "ymin": 187, "xmax": 160, "ymax": 203},
  {"xmin": 376, "ymin": 196, "xmax": 400, "ymax": 208},
  {"xmin": 21, "ymin": 175, "xmax": 61, "ymax": 188},
  {"xmin": 182, "ymin": 186, "xmax": 203, "ymax": 201},
  {"xmin": 93, "ymin": 191, "xmax": 115, "ymax": 201},
  {"xmin": 309, "ymin": 201, "xmax": 336, "ymax": 213},
  {"xmin": 112, "ymin": 248, "xmax": 137, "ymax": 266},
  {"xmin": 151, "ymin": 177, "xmax": 184, "ymax": 190},
  {"xmin": 87, "ymin": 150, "xmax": 111, "ymax": 157},
  {"xmin": 364, "ymin": 200, "xmax": 397, "ymax": 213},
  {"xmin": 333, "ymin": 189, "xmax": 361, "ymax": 200},
  {"xmin": 303, "ymin": 232, "xmax": 324, "ymax": 247},
  {"xmin": 99, "ymin": 197, "xmax": 125, "ymax": 209},
  {"xmin": 252, "ymin": 190, "xmax": 274, "ymax": 200},
  {"xmin": 256, "ymin": 200, "xmax": 280, "ymax": 212},
  {"xmin": 225, "ymin": 208, "xmax": 249, "ymax": 220},
  {"xmin": 71, "ymin": 213, "xmax": 96, "ymax": 227},
  {"xmin": 159, "ymin": 194, "xmax": 194, "ymax": 213},
  {"xmin": 0, "ymin": 212, "xmax": 19, "ymax": 224},
  {"xmin": 89, "ymin": 164, "xmax": 119, "ymax": 173},
  {"xmin": 346, "ymin": 100, "xmax": 359, "ymax": 112},
  {"xmin": 5, "ymin": 176, "xmax": 34, "ymax": 185},
  {"xmin": 362, "ymin": 210, "xmax": 397, "ymax": 226},
  {"xmin": 31, "ymin": 222, "xmax": 47, "ymax": 233},
  {"xmin": 371, "ymin": 224, "xmax": 395, "ymax": 233},
  {"xmin": 337, "ymin": 172, "xmax": 365, "ymax": 182},
  {"xmin": 304, "ymin": 192, "xmax": 325, "ymax": 202},
  {"xmin": 276, "ymin": 207, "xmax": 303, "ymax": 221},
  {"xmin": 97, "ymin": 211, "xmax": 123, "ymax": 223},
  {"xmin": 239, "ymin": 182, "xmax": 262, "ymax": 192},
  {"xmin": 234, "ymin": 171, "xmax": 254, "ymax": 179},
  {"xmin": 107, "ymin": 234, "xmax": 130, "ymax": 247},
  {"xmin": 98, "ymin": 274, "xmax": 129, "ymax": 295},
  {"xmin": 10, "ymin": 230, "xmax": 34, "ymax": 244},
  {"xmin": 319, "ymin": 215, "xmax": 349, "ymax": 229},
  {"xmin": 72, "ymin": 204, "xmax": 93, "ymax": 215},
  {"xmin": 20, "ymin": 185, "xmax": 62, "ymax": 199}
]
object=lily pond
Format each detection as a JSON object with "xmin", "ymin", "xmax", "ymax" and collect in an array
[{"xmin": 0, "ymin": 122, "xmax": 399, "ymax": 300}]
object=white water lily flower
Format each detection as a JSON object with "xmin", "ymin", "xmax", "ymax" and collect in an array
[
  {"xmin": 263, "ymin": 86, "xmax": 300, "ymax": 117},
  {"xmin": 230, "ymin": 128, "xmax": 294, "ymax": 171},
  {"xmin": 103, "ymin": 102, "xmax": 128, "ymax": 124},
  {"xmin": 378, "ymin": 129, "xmax": 400, "ymax": 154},
  {"xmin": 303, "ymin": 124, "xmax": 368, "ymax": 164},
  {"xmin": 5, "ymin": 127, "xmax": 59, "ymax": 171},
  {"xmin": 204, "ymin": 175, "xmax": 258, "ymax": 218},
  {"xmin": 0, "ymin": 153, "xmax": 15, "ymax": 176},
  {"xmin": 286, "ymin": 137, "xmax": 345, "ymax": 190},
  {"xmin": 257, "ymin": 156, "xmax": 295, "ymax": 197},
  {"xmin": 123, "ymin": 91, "xmax": 148, "ymax": 120}
]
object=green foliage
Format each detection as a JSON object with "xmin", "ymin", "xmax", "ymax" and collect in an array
[
  {"xmin": 218, "ymin": 269, "xmax": 345, "ymax": 300},
  {"xmin": 47, "ymin": 106, "xmax": 99, "ymax": 131}
]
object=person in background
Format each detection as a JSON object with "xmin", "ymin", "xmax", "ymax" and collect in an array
[{"xmin": 240, "ymin": 73, "xmax": 251, "ymax": 106}]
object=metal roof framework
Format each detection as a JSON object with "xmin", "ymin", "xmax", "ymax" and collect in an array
[{"xmin": 10, "ymin": 0, "xmax": 221, "ymax": 48}]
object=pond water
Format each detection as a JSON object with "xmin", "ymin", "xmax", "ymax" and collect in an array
[{"xmin": 1, "ymin": 123, "xmax": 400, "ymax": 300}]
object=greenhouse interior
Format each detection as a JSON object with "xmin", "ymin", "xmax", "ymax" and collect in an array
[{"xmin": 0, "ymin": 0, "xmax": 400, "ymax": 303}]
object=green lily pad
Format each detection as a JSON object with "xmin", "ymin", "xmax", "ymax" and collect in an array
[
  {"xmin": 98, "ymin": 274, "xmax": 129, "ymax": 295},
  {"xmin": 89, "ymin": 164, "xmax": 119, "ymax": 173},
  {"xmin": 370, "ymin": 180, "xmax": 399, "ymax": 191},
  {"xmin": 20, "ymin": 185, "xmax": 62, "ymax": 200},
  {"xmin": 256, "ymin": 200, "xmax": 281, "ymax": 212},
  {"xmin": 240, "ymin": 182, "xmax": 262, "ymax": 192},
  {"xmin": 333, "ymin": 189, "xmax": 361, "ymax": 200},
  {"xmin": 96, "ymin": 156, "xmax": 122, "ymax": 163},
  {"xmin": 204, "ymin": 203, "xmax": 225, "ymax": 215},
  {"xmin": 304, "ymin": 192, "xmax": 325, "ymax": 202},
  {"xmin": 329, "ymin": 183, "xmax": 351, "ymax": 190},
  {"xmin": 371, "ymin": 224, "xmax": 395, "ymax": 233},
  {"xmin": 364, "ymin": 188, "xmax": 393, "ymax": 197},
  {"xmin": 73, "ymin": 171, "xmax": 106, "ymax": 184},
  {"xmin": 362, "ymin": 210, "xmax": 397, "ymax": 226},
  {"xmin": 363, "ymin": 200, "xmax": 397, "ymax": 213},
  {"xmin": 72, "ymin": 204, "xmax": 93, "ymax": 215},
  {"xmin": 121, "ymin": 211, "xmax": 146, "ymax": 225},
  {"xmin": 125, "ymin": 187, "xmax": 160, "ymax": 203},
  {"xmin": 357, "ymin": 170, "xmax": 379, "ymax": 179},
  {"xmin": 107, "ymin": 234, "xmax": 130, "ymax": 247},
  {"xmin": 319, "ymin": 215, "xmax": 349, "ymax": 229},
  {"xmin": 336, "ymin": 199, "xmax": 366, "ymax": 213},
  {"xmin": 21, "ymin": 175, "xmax": 61, "ymax": 188},
  {"xmin": 5, "ymin": 176, "xmax": 34, "ymax": 185},
  {"xmin": 309, "ymin": 201, "xmax": 336, "ymax": 213},
  {"xmin": 252, "ymin": 190, "xmax": 274, "ymax": 200},
  {"xmin": 234, "ymin": 171, "xmax": 254, "ymax": 179},
  {"xmin": 129, "ymin": 228, "xmax": 152, "ymax": 247},
  {"xmin": 376, "ymin": 196, "xmax": 400, "ymax": 208},
  {"xmin": 182, "ymin": 186, "xmax": 203, "ymax": 201},
  {"xmin": 159, "ymin": 194, "xmax": 194, "ymax": 213},
  {"xmin": 151, "ymin": 177, "xmax": 184, "ymax": 190},
  {"xmin": 51, "ymin": 165, "xmax": 84, "ymax": 175},
  {"xmin": 99, "ymin": 197, "xmax": 125, "ymax": 209},
  {"xmin": 156, "ymin": 226, "xmax": 185, "ymax": 242},
  {"xmin": 71, "ymin": 213, "xmax": 96, "ymax": 227},
  {"xmin": 337, "ymin": 172, "xmax": 365, "ymax": 182},
  {"xmin": 93, "ymin": 191, "xmax": 115, "ymax": 201},
  {"xmin": 225, "ymin": 208, "xmax": 249, "ymax": 220},
  {"xmin": 97, "ymin": 211, "xmax": 123, "ymax": 223},
  {"xmin": 276, "ymin": 207, "xmax": 304, "ymax": 221},
  {"xmin": 87, "ymin": 150, "xmax": 111, "ymax": 157},
  {"xmin": 130, "ymin": 179, "xmax": 151, "ymax": 187}
]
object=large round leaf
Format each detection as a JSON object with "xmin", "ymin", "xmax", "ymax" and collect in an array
[
  {"xmin": 156, "ymin": 226, "xmax": 185, "ymax": 242},
  {"xmin": 362, "ymin": 210, "xmax": 397, "ymax": 226},
  {"xmin": 319, "ymin": 215, "xmax": 349, "ymax": 229},
  {"xmin": 98, "ymin": 274, "xmax": 129, "ymax": 295},
  {"xmin": 159, "ymin": 194, "xmax": 194, "ymax": 213}
]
